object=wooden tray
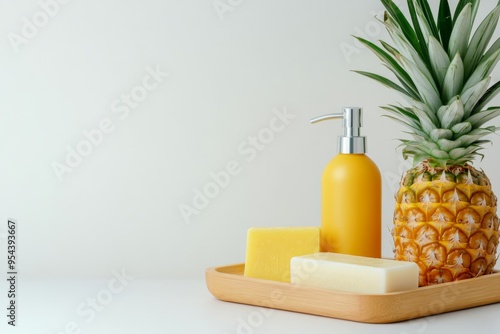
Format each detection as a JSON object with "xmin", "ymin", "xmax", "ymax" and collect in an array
[{"xmin": 205, "ymin": 263, "xmax": 500, "ymax": 323}]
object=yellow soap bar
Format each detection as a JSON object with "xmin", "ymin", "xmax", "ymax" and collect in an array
[
  {"xmin": 244, "ymin": 227, "xmax": 320, "ymax": 282},
  {"xmin": 291, "ymin": 252, "xmax": 419, "ymax": 293}
]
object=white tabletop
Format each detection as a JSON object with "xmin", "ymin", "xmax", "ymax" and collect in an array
[{"xmin": 4, "ymin": 278, "xmax": 500, "ymax": 334}]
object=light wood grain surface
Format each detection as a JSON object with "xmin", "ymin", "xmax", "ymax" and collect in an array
[{"xmin": 206, "ymin": 263, "xmax": 500, "ymax": 323}]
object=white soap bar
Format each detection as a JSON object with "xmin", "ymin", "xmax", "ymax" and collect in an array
[{"xmin": 290, "ymin": 253, "xmax": 419, "ymax": 294}]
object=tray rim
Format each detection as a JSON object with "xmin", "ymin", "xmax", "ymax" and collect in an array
[{"xmin": 206, "ymin": 263, "xmax": 500, "ymax": 323}]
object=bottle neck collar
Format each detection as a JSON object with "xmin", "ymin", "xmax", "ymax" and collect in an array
[{"xmin": 338, "ymin": 136, "xmax": 366, "ymax": 154}]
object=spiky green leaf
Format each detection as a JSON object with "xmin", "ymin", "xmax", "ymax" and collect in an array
[
  {"xmin": 461, "ymin": 77, "xmax": 491, "ymax": 118},
  {"xmin": 403, "ymin": 131, "xmax": 427, "ymax": 142},
  {"xmin": 456, "ymin": 126, "xmax": 497, "ymax": 146},
  {"xmin": 438, "ymin": 0, "xmax": 453, "ymax": 50},
  {"xmin": 412, "ymin": 105, "xmax": 439, "ymax": 134},
  {"xmin": 483, "ymin": 37, "xmax": 500, "ymax": 61},
  {"xmin": 464, "ymin": 107, "xmax": 500, "ymax": 127},
  {"xmin": 430, "ymin": 128, "xmax": 454, "ymax": 141},
  {"xmin": 381, "ymin": 0, "xmax": 422, "ymax": 57},
  {"xmin": 448, "ymin": 4, "xmax": 472, "ymax": 59},
  {"xmin": 383, "ymin": 104, "xmax": 419, "ymax": 122},
  {"xmin": 411, "ymin": 99, "xmax": 440, "ymax": 125},
  {"xmin": 463, "ymin": 48, "xmax": 500, "ymax": 92},
  {"xmin": 451, "ymin": 122, "xmax": 472, "ymax": 137},
  {"xmin": 442, "ymin": 53, "xmax": 464, "ymax": 102},
  {"xmin": 437, "ymin": 97, "xmax": 464, "ymax": 128},
  {"xmin": 379, "ymin": 41, "xmax": 421, "ymax": 98},
  {"xmin": 398, "ymin": 54, "xmax": 442, "ymax": 112},
  {"xmin": 353, "ymin": 37, "xmax": 419, "ymax": 98},
  {"xmin": 437, "ymin": 138, "xmax": 461, "ymax": 151},
  {"xmin": 381, "ymin": 111, "xmax": 424, "ymax": 137},
  {"xmin": 404, "ymin": 140, "xmax": 438, "ymax": 152},
  {"xmin": 382, "ymin": 114, "xmax": 428, "ymax": 137},
  {"xmin": 416, "ymin": 0, "xmax": 439, "ymax": 39},
  {"xmin": 453, "ymin": 0, "xmax": 479, "ymax": 23},
  {"xmin": 473, "ymin": 80, "xmax": 500, "ymax": 112},
  {"xmin": 428, "ymin": 35, "xmax": 450, "ymax": 87},
  {"xmin": 412, "ymin": 153, "xmax": 430, "ymax": 166},
  {"xmin": 385, "ymin": 14, "xmax": 434, "ymax": 85},
  {"xmin": 419, "ymin": 0, "xmax": 439, "ymax": 36},
  {"xmin": 407, "ymin": 0, "xmax": 430, "ymax": 63},
  {"xmin": 463, "ymin": 4, "xmax": 500, "ymax": 77},
  {"xmin": 353, "ymin": 70, "xmax": 415, "ymax": 99},
  {"xmin": 449, "ymin": 145, "xmax": 482, "ymax": 160},
  {"xmin": 430, "ymin": 149, "xmax": 450, "ymax": 159}
]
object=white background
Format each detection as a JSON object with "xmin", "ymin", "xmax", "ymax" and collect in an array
[{"xmin": 0, "ymin": 0, "xmax": 500, "ymax": 332}]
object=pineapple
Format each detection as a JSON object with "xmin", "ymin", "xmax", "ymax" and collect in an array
[{"xmin": 355, "ymin": 0, "xmax": 500, "ymax": 286}]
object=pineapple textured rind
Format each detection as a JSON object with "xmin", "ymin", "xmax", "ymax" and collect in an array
[{"xmin": 393, "ymin": 164, "xmax": 499, "ymax": 286}]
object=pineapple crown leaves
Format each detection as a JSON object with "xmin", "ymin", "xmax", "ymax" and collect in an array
[{"xmin": 354, "ymin": 0, "xmax": 500, "ymax": 167}]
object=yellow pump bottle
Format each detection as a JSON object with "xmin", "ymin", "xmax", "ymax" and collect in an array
[{"xmin": 311, "ymin": 107, "xmax": 381, "ymax": 258}]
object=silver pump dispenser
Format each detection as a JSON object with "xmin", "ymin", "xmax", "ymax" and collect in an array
[{"xmin": 310, "ymin": 107, "xmax": 366, "ymax": 154}]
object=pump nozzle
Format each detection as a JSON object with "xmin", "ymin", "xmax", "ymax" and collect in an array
[
  {"xmin": 310, "ymin": 107, "xmax": 366, "ymax": 154},
  {"xmin": 310, "ymin": 113, "xmax": 344, "ymax": 124}
]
